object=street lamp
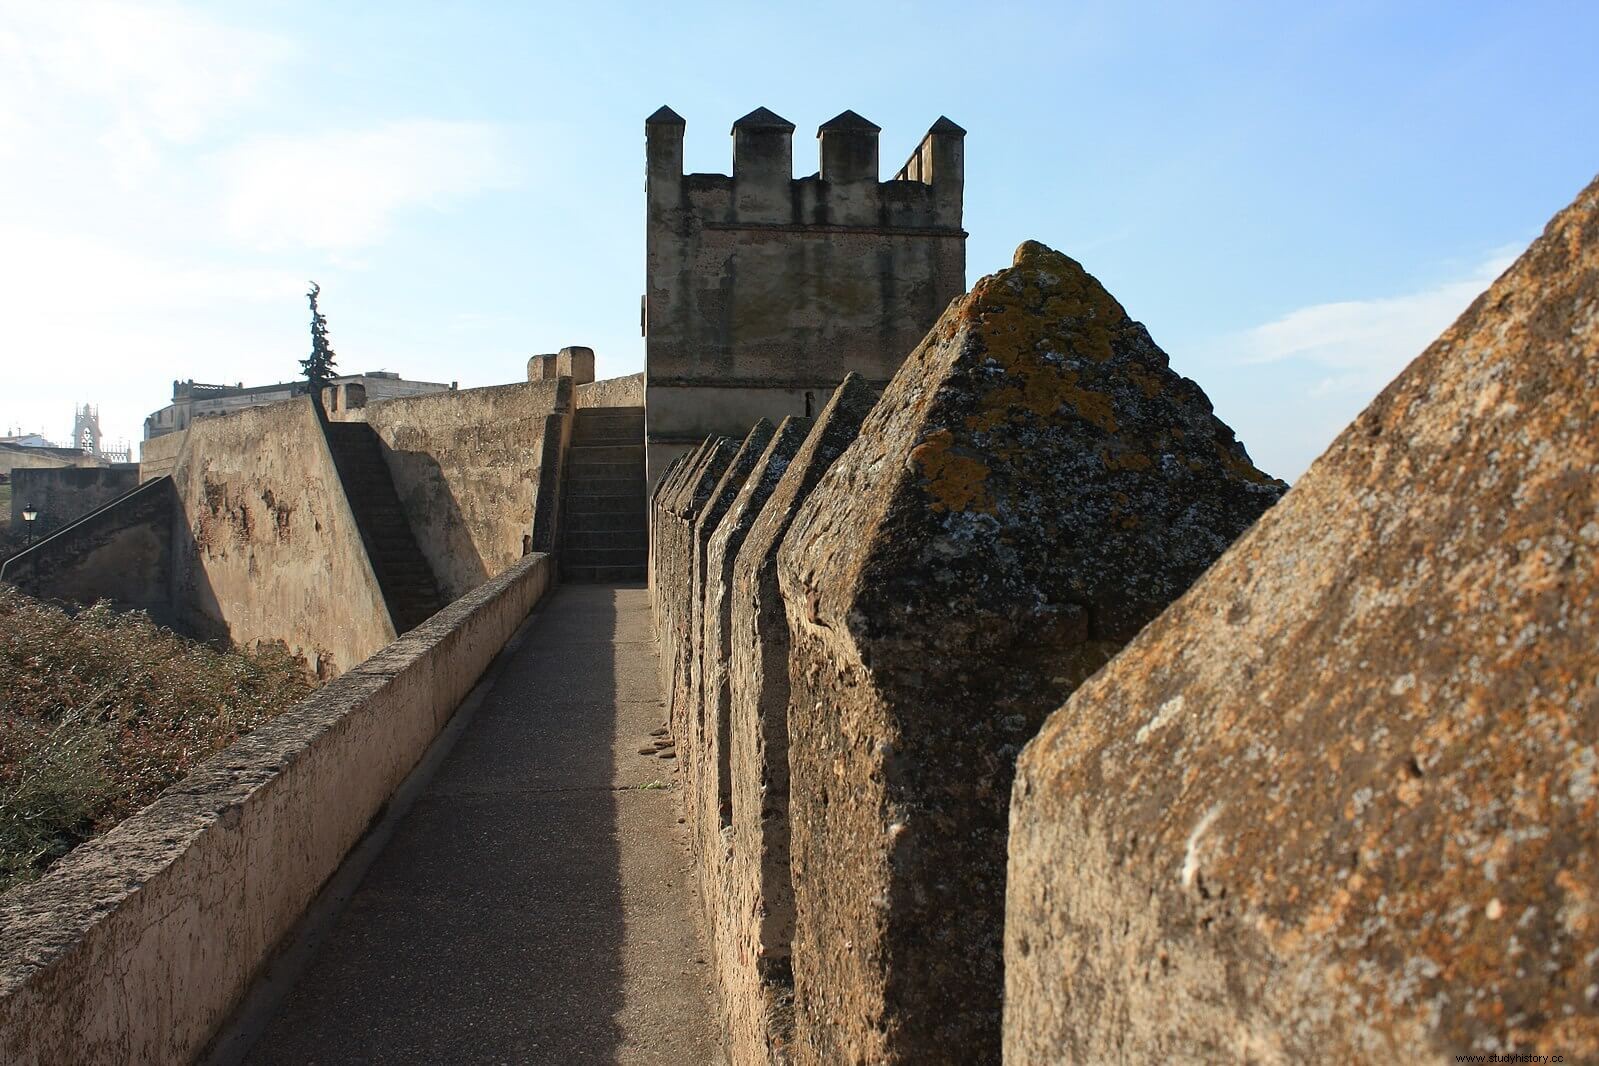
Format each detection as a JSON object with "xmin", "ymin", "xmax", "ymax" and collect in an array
[{"xmin": 21, "ymin": 504, "xmax": 38, "ymax": 545}]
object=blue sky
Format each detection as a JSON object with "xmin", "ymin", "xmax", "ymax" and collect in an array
[{"xmin": 1, "ymin": 1, "xmax": 1594, "ymax": 479}]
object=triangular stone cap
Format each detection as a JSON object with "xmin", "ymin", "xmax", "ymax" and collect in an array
[
  {"xmin": 731, "ymin": 107, "xmax": 796, "ymax": 134},
  {"xmin": 928, "ymin": 116, "xmax": 966, "ymax": 136},
  {"xmin": 818, "ymin": 109, "xmax": 881, "ymax": 135},
  {"xmin": 647, "ymin": 105, "xmax": 686, "ymax": 126}
]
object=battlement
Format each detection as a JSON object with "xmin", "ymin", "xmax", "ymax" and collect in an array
[{"xmin": 646, "ymin": 106, "xmax": 965, "ymax": 230}]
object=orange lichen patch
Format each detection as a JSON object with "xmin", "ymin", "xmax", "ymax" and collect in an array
[
  {"xmin": 1212, "ymin": 438, "xmax": 1278, "ymax": 486},
  {"xmin": 910, "ymin": 429, "xmax": 994, "ymax": 513},
  {"xmin": 1100, "ymin": 448, "xmax": 1153, "ymax": 473}
]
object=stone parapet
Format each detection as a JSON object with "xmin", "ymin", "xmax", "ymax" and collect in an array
[
  {"xmin": 1004, "ymin": 176, "xmax": 1599, "ymax": 1063},
  {"xmin": 0, "ymin": 553, "xmax": 556, "ymax": 1065}
]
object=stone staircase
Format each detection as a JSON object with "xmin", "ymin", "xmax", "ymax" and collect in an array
[
  {"xmin": 561, "ymin": 406, "xmax": 647, "ymax": 583},
  {"xmin": 324, "ymin": 421, "xmax": 448, "ymax": 632}
]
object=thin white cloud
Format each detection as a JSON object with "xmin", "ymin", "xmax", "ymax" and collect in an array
[
  {"xmin": 1197, "ymin": 245, "xmax": 1525, "ymax": 482},
  {"xmin": 1233, "ymin": 247, "xmax": 1519, "ymax": 394},
  {"xmin": 217, "ymin": 120, "xmax": 522, "ymax": 252},
  {"xmin": 0, "ymin": 1, "xmax": 294, "ymax": 178}
]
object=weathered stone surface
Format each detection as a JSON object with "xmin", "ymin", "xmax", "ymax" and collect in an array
[
  {"xmin": 701, "ymin": 418, "xmax": 810, "ymax": 852},
  {"xmin": 683, "ymin": 420, "xmax": 774, "ymax": 855},
  {"xmin": 695, "ymin": 416, "xmax": 812, "ymax": 1058},
  {"xmin": 662, "ymin": 436, "xmax": 737, "ymax": 745},
  {"xmin": 655, "ymin": 437, "xmax": 719, "ymax": 712},
  {"xmin": 726, "ymin": 373, "xmax": 879, "ymax": 1066},
  {"xmin": 778, "ymin": 241, "xmax": 1284, "ymax": 1064},
  {"xmin": 644, "ymin": 109, "xmax": 966, "ymax": 485},
  {"xmin": 1005, "ymin": 179, "xmax": 1599, "ymax": 1063}
]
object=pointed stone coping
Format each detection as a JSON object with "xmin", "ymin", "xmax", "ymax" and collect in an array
[
  {"xmin": 660, "ymin": 437, "xmax": 737, "ymax": 740},
  {"xmin": 927, "ymin": 115, "xmax": 966, "ymax": 136},
  {"xmin": 1005, "ymin": 175, "xmax": 1599, "ymax": 1063},
  {"xmin": 646, "ymin": 105, "xmax": 686, "ymax": 127},
  {"xmin": 818, "ymin": 109, "xmax": 881, "ymax": 135},
  {"xmin": 691, "ymin": 418, "xmax": 797, "ymax": 855},
  {"xmin": 684, "ymin": 421, "xmax": 776, "ymax": 819},
  {"xmin": 777, "ymin": 240, "xmax": 1284, "ymax": 1064},
  {"xmin": 730, "ymin": 107, "xmax": 795, "ymax": 134},
  {"xmin": 721, "ymin": 375, "xmax": 878, "ymax": 1065}
]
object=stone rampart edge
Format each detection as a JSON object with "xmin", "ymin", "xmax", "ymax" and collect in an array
[{"xmin": 0, "ymin": 552, "xmax": 556, "ymax": 1065}]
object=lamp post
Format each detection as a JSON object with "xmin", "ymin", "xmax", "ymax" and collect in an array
[{"xmin": 21, "ymin": 504, "xmax": 38, "ymax": 546}]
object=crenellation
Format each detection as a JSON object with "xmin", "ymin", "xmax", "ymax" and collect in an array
[
  {"xmin": 644, "ymin": 105, "xmax": 967, "ymax": 485},
  {"xmin": 731, "ymin": 108, "xmax": 796, "ymax": 223}
]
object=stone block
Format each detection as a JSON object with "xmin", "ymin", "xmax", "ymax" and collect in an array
[
  {"xmin": 557, "ymin": 346, "xmax": 596, "ymax": 385},
  {"xmin": 695, "ymin": 416, "xmax": 812, "ymax": 1054},
  {"xmin": 1005, "ymin": 179, "xmax": 1599, "ymax": 1062},
  {"xmin": 725, "ymin": 373, "xmax": 879, "ymax": 1065},
  {"xmin": 681, "ymin": 420, "xmax": 774, "ymax": 848},
  {"xmin": 527, "ymin": 353, "xmax": 559, "ymax": 382},
  {"xmin": 777, "ymin": 241, "xmax": 1284, "ymax": 1063},
  {"xmin": 659, "ymin": 437, "xmax": 735, "ymax": 743}
]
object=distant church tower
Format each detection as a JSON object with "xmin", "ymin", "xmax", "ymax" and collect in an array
[
  {"xmin": 72, "ymin": 404, "xmax": 102, "ymax": 456},
  {"xmin": 642, "ymin": 106, "xmax": 967, "ymax": 485}
]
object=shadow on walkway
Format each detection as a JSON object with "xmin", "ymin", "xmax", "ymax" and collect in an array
[{"xmin": 235, "ymin": 584, "xmax": 718, "ymax": 1064}]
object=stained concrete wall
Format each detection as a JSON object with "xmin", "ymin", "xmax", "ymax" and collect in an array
[
  {"xmin": 0, "ymin": 552, "xmax": 555, "ymax": 1066},
  {"xmin": 0, "ymin": 476, "xmax": 175, "ymax": 621},
  {"xmin": 643, "ymin": 107, "xmax": 966, "ymax": 486},
  {"xmin": 345, "ymin": 379, "xmax": 573, "ymax": 601},
  {"xmin": 9, "ymin": 465, "xmax": 138, "ymax": 534},
  {"xmin": 170, "ymin": 396, "xmax": 394, "ymax": 678}
]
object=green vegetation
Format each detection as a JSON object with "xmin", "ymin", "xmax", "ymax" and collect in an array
[
  {"xmin": 301, "ymin": 280, "xmax": 338, "ymax": 401},
  {"xmin": 0, "ymin": 586, "xmax": 313, "ymax": 892}
]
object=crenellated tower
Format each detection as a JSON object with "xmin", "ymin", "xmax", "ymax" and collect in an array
[{"xmin": 643, "ymin": 106, "xmax": 967, "ymax": 484}]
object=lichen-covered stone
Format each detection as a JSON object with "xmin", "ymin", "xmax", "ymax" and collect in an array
[
  {"xmin": 651, "ymin": 439, "xmax": 710, "ymax": 694},
  {"xmin": 682, "ymin": 419, "xmax": 774, "ymax": 873},
  {"xmin": 657, "ymin": 436, "xmax": 734, "ymax": 741},
  {"xmin": 726, "ymin": 374, "xmax": 880, "ymax": 1065},
  {"xmin": 1005, "ymin": 178, "xmax": 1599, "ymax": 1063},
  {"xmin": 695, "ymin": 416, "xmax": 813, "ymax": 1061},
  {"xmin": 777, "ymin": 241, "xmax": 1284, "ymax": 1064}
]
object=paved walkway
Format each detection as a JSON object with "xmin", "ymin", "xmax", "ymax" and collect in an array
[{"xmin": 234, "ymin": 584, "xmax": 721, "ymax": 1065}]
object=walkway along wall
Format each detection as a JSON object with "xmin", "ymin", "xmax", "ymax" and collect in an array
[
  {"xmin": 0, "ymin": 553, "xmax": 556, "ymax": 1066},
  {"xmin": 1003, "ymin": 175, "xmax": 1599, "ymax": 1062},
  {"xmin": 652, "ymin": 241, "xmax": 1286, "ymax": 1062}
]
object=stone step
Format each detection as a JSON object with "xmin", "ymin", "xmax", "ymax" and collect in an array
[
  {"xmin": 564, "ymin": 529, "xmax": 647, "ymax": 551},
  {"xmin": 566, "ymin": 461, "xmax": 642, "ymax": 480},
  {"xmin": 568, "ymin": 444, "xmax": 644, "ymax": 464},
  {"xmin": 566, "ymin": 477, "xmax": 642, "ymax": 496},
  {"xmin": 563, "ymin": 511, "xmax": 647, "ymax": 532},
  {"xmin": 564, "ymin": 494, "xmax": 646, "ymax": 515},
  {"xmin": 561, "ymin": 562, "xmax": 646, "ymax": 583},
  {"xmin": 563, "ymin": 546, "xmax": 648, "ymax": 566}
]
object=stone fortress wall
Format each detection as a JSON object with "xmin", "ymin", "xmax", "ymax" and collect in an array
[
  {"xmin": 651, "ymin": 179, "xmax": 1599, "ymax": 1063},
  {"xmin": 643, "ymin": 106, "xmax": 968, "ymax": 486},
  {"xmin": 8, "ymin": 465, "xmax": 139, "ymax": 534},
  {"xmin": 1, "ymin": 367, "xmax": 619, "ymax": 677}
]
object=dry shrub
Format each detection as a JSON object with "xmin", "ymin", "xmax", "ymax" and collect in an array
[{"xmin": 0, "ymin": 585, "xmax": 313, "ymax": 892}]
